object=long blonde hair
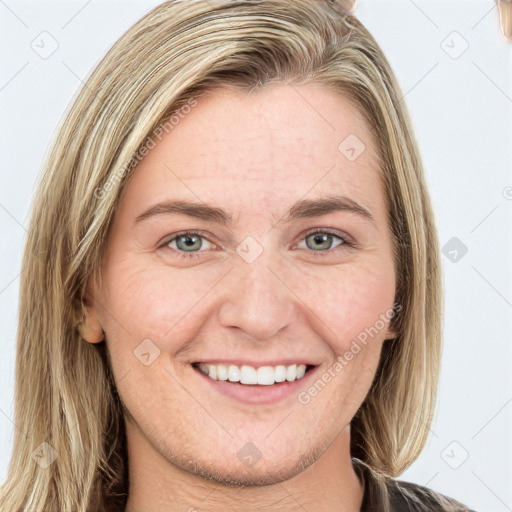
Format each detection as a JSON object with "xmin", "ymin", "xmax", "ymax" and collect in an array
[{"xmin": 0, "ymin": 1, "xmax": 442, "ymax": 510}]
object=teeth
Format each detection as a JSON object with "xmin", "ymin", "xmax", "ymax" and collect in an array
[
  {"xmin": 217, "ymin": 364, "xmax": 228, "ymax": 381},
  {"xmin": 208, "ymin": 364, "xmax": 217, "ymax": 380},
  {"xmin": 286, "ymin": 364, "xmax": 297, "ymax": 382},
  {"xmin": 228, "ymin": 365, "xmax": 240, "ymax": 382},
  {"xmin": 274, "ymin": 365, "xmax": 286, "ymax": 382},
  {"xmin": 257, "ymin": 366, "xmax": 274, "ymax": 385},
  {"xmin": 196, "ymin": 362, "xmax": 309, "ymax": 385},
  {"xmin": 241, "ymin": 365, "xmax": 258, "ymax": 384}
]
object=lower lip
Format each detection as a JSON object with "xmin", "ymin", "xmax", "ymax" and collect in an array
[{"xmin": 192, "ymin": 365, "xmax": 319, "ymax": 405}]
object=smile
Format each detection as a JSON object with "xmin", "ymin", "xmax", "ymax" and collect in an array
[
  {"xmin": 192, "ymin": 362, "xmax": 314, "ymax": 386},
  {"xmin": 191, "ymin": 361, "xmax": 319, "ymax": 405}
]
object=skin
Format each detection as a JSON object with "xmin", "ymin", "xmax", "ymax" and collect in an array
[{"xmin": 82, "ymin": 83, "xmax": 397, "ymax": 512}]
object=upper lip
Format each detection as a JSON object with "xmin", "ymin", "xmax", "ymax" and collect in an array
[{"xmin": 192, "ymin": 359, "xmax": 320, "ymax": 368}]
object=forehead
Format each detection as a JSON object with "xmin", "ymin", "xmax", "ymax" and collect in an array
[{"xmin": 119, "ymin": 84, "xmax": 384, "ymax": 220}]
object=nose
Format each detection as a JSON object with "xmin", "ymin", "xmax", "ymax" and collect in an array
[{"xmin": 216, "ymin": 251, "xmax": 298, "ymax": 341}]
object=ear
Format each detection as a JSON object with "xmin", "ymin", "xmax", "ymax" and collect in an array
[
  {"xmin": 383, "ymin": 328, "xmax": 398, "ymax": 342},
  {"xmin": 383, "ymin": 315, "xmax": 398, "ymax": 342},
  {"xmin": 78, "ymin": 290, "xmax": 105, "ymax": 344}
]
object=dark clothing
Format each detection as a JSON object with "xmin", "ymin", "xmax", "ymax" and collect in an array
[{"xmin": 352, "ymin": 457, "xmax": 477, "ymax": 512}]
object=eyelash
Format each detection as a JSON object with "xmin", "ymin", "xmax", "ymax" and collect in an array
[{"xmin": 160, "ymin": 229, "xmax": 355, "ymax": 260}]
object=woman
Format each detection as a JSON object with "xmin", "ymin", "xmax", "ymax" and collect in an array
[{"xmin": 0, "ymin": 1, "xmax": 476, "ymax": 511}]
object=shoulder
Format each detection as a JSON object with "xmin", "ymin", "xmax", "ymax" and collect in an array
[
  {"xmin": 387, "ymin": 477, "xmax": 477, "ymax": 512},
  {"xmin": 352, "ymin": 457, "xmax": 477, "ymax": 512}
]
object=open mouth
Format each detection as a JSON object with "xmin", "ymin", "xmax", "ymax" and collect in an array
[{"xmin": 191, "ymin": 362, "xmax": 316, "ymax": 386}]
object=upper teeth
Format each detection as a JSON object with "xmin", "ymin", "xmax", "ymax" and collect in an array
[{"xmin": 196, "ymin": 363, "xmax": 308, "ymax": 385}]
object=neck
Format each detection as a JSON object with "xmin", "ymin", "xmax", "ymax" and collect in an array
[{"xmin": 124, "ymin": 423, "xmax": 364, "ymax": 512}]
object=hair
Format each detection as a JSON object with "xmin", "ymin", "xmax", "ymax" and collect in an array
[{"xmin": 0, "ymin": 1, "xmax": 443, "ymax": 510}]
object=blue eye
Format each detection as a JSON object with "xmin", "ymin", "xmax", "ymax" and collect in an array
[
  {"xmin": 161, "ymin": 229, "xmax": 353, "ymax": 259},
  {"xmin": 165, "ymin": 231, "xmax": 216, "ymax": 257},
  {"xmin": 296, "ymin": 229, "xmax": 352, "ymax": 255}
]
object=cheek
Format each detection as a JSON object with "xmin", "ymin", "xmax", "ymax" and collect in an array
[
  {"xmin": 294, "ymin": 257, "xmax": 396, "ymax": 352},
  {"xmin": 294, "ymin": 261, "xmax": 395, "ymax": 425},
  {"xmin": 98, "ymin": 258, "xmax": 226, "ymax": 353}
]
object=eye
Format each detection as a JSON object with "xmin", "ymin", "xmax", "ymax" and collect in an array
[
  {"xmin": 161, "ymin": 231, "xmax": 217, "ymax": 259},
  {"xmin": 295, "ymin": 229, "xmax": 354, "ymax": 255},
  {"xmin": 159, "ymin": 228, "xmax": 354, "ymax": 260}
]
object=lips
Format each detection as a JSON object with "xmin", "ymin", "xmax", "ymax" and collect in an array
[{"xmin": 191, "ymin": 361, "xmax": 320, "ymax": 405}]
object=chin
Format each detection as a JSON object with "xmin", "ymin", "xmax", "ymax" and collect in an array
[
  {"xmin": 185, "ymin": 460, "xmax": 304, "ymax": 487},
  {"xmin": 170, "ymin": 448, "xmax": 321, "ymax": 488}
]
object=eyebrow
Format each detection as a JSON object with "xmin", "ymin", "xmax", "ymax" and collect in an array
[{"xmin": 134, "ymin": 195, "xmax": 374, "ymax": 226}]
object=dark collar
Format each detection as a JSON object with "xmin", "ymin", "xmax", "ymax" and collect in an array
[{"xmin": 352, "ymin": 457, "xmax": 475, "ymax": 512}]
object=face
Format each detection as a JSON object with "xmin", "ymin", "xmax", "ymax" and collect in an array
[{"xmin": 86, "ymin": 84, "xmax": 397, "ymax": 485}]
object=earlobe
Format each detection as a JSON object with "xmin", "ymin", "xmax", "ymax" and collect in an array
[
  {"xmin": 383, "ymin": 321, "xmax": 398, "ymax": 342},
  {"xmin": 78, "ymin": 298, "xmax": 105, "ymax": 344},
  {"xmin": 384, "ymin": 327, "xmax": 398, "ymax": 342}
]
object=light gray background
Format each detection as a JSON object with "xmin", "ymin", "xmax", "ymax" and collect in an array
[{"xmin": 1, "ymin": 1, "xmax": 511, "ymax": 510}]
